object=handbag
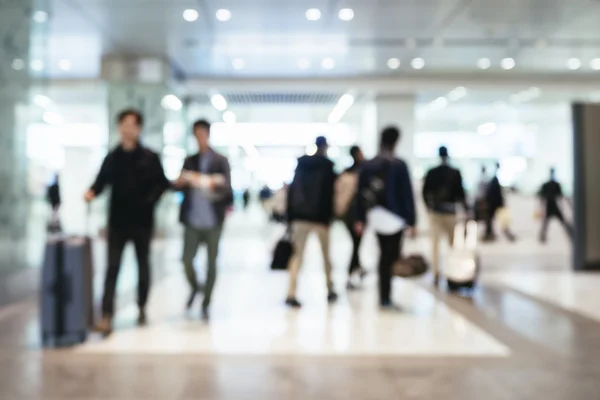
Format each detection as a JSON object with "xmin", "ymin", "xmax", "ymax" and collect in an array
[{"xmin": 393, "ymin": 255, "xmax": 429, "ymax": 278}]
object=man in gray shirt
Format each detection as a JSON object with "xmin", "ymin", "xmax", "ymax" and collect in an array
[{"xmin": 176, "ymin": 120, "xmax": 232, "ymax": 321}]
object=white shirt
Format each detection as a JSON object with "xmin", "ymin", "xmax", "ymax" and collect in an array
[{"xmin": 368, "ymin": 206, "xmax": 406, "ymax": 235}]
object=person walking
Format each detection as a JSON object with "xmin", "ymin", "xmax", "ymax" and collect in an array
[
  {"xmin": 85, "ymin": 109, "xmax": 171, "ymax": 336},
  {"xmin": 177, "ymin": 119, "xmax": 233, "ymax": 321},
  {"xmin": 422, "ymin": 146, "xmax": 468, "ymax": 287},
  {"xmin": 538, "ymin": 168, "xmax": 573, "ymax": 243},
  {"xmin": 334, "ymin": 145, "xmax": 366, "ymax": 290},
  {"xmin": 483, "ymin": 163, "xmax": 504, "ymax": 241},
  {"xmin": 355, "ymin": 126, "xmax": 416, "ymax": 310},
  {"xmin": 285, "ymin": 136, "xmax": 337, "ymax": 308}
]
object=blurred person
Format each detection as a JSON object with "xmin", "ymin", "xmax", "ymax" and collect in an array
[
  {"xmin": 474, "ymin": 165, "xmax": 489, "ymax": 222},
  {"xmin": 334, "ymin": 145, "xmax": 366, "ymax": 290},
  {"xmin": 422, "ymin": 146, "xmax": 468, "ymax": 287},
  {"xmin": 242, "ymin": 189, "xmax": 251, "ymax": 210},
  {"xmin": 355, "ymin": 126, "xmax": 416, "ymax": 311},
  {"xmin": 483, "ymin": 162, "xmax": 504, "ymax": 241},
  {"xmin": 84, "ymin": 109, "xmax": 171, "ymax": 336},
  {"xmin": 538, "ymin": 167, "xmax": 572, "ymax": 243},
  {"xmin": 259, "ymin": 185, "xmax": 273, "ymax": 207},
  {"xmin": 270, "ymin": 183, "xmax": 288, "ymax": 222},
  {"xmin": 176, "ymin": 119, "xmax": 233, "ymax": 321},
  {"xmin": 285, "ymin": 136, "xmax": 337, "ymax": 308},
  {"xmin": 46, "ymin": 174, "xmax": 62, "ymax": 233}
]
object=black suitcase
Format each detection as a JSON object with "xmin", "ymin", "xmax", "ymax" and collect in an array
[
  {"xmin": 271, "ymin": 230, "xmax": 293, "ymax": 271},
  {"xmin": 40, "ymin": 235, "xmax": 94, "ymax": 347}
]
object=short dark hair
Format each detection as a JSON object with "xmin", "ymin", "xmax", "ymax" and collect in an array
[
  {"xmin": 193, "ymin": 119, "xmax": 211, "ymax": 134},
  {"xmin": 439, "ymin": 146, "xmax": 449, "ymax": 158},
  {"xmin": 380, "ymin": 126, "xmax": 401, "ymax": 149},
  {"xmin": 116, "ymin": 109, "xmax": 144, "ymax": 127},
  {"xmin": 349, "ymin": 145, "xmax": 361, "ymax": 159}
]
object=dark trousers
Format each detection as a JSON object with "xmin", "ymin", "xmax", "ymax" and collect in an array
[
  {"xmin": 485, "ymin": 206, "xmax": 499, "ymax": 238},
  {"xmin": 344, "ymin": 220, "xmax": 363, "ymax": 274},
  {"xmin": 376, "ymin": 231, "xmax": 404, "ymax": 305},
  {"xmin": 540, "ymin": 208, "xmax": 572, "ymax": 241},
  {"xmin": 102, "ymin": 225, "xmax": 152, "ymax": 317}
]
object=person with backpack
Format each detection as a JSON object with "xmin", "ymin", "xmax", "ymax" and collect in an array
[
  {"xmin": 422, "ymin": 146, "xmax": 469, "ymax": 287},
  {"xmin": 538, "ymin": 167, "xmax": 573, "ymax": 243},
  {"xmin": 285, "ymin": 136, "xmax": 337, "ymax": 308},
  {"xmin": 355, "ymin": 126, "xmax": 416, "ymax": 311},
  {"xmin": 335, "ymin": 146, "xmax": 366, "ymax": 290}
]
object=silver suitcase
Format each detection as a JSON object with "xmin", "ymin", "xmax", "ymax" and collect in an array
[{"xmin": 445, "ymin": 220, "xmax": 480, "ymax": 291}]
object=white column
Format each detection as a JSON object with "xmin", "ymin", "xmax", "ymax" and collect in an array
[{"xmin": 374, "ymin": 95, "xmax": 417, "ymax": 172}]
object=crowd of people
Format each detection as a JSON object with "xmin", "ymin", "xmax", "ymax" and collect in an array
[{"xmin": 75, "ymin": 108, "xmax": 573, "ymax": 336}]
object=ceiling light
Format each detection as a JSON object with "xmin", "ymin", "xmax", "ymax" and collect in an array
[
  {"xmin": 590, "ymin": 58, "xmax": 600, "ymax": 71},
  {"xmin": 43, "ymin": 111, "xmax": 63, "ymax": 125},
  {"xmin": 58, "ymin": 59, "xmax": 72, "ymax": 71},
  {"xmin": 448, "ymin": 86, "xmax": 467, "ymax": 101},
  {"xmin": 329, "ymin": 93, "xmax": 355, "ymax": 123},
  {"xmin": 33, "ymin": 94, "xmax": 53, "ymax": 108},
  {"xmin": 161, "ymin": 94, "xmax": 183, "ymax": 111},
  {"xmin": 387, "ymin": 58, "xmax": 401, "ymax": 70},
  {"xmin": 30, "ymin": 60, "xmax": 44, "ymax": 71},
  {"xmin": 321, "ymin": 57, "xmax": 335, "ymax": 69},
  {"xmin": 411, "ymin": 58, "xmax": 425, "ymax": 69},
  {"xmin": 338, "ymin": 8, "xmax": 354, "ymax": 21},
  {"xmin": 306, "ymin": 8, "xmax": 321, "ymax": 21},
  {"xmin": 477, "ymin": 122, "xmax": 497, "ymax": 136},
  {"xmin": 223, "ymin": 110, "xmax": 236, "ymax": 124},
  {"xmin": 298, "ymin": 58, "xmax": 311, "ymax": 69},
  {"xmin": 183, "ymin": 9, "xmax": 199, "ymax": 22},
  {"xmin": 210, "ymin": 94, "xmax": 228, "ymax": 111},
  {"xmin": 567, "ymin": 58, "xmax": 582, "ymax": 70},
  {"xmin": 501, "ymin": 58, "xmax": 516, "ymax": 70},
  {"xmin": 12, "ymin": 59, "xmax": 24, "ymax": 71},
  {"xmin": 477, "ymin": 58, "xmax": 491, "ymax": 70},
  {"xmin": 430, "ymin": 96, "xmax": 448, "ymax": 110},
  {"xmin": 216, "ymin": 9, "xmax": 231, "ymax": 21},
  {"xmin": 306, "ymin": 144, "xmax": 318, "ymax": 156},
  {"xmin": 33, "ymin": 10, "xmax": 48, "ymax": 23},
  {"xmin": 232, "ymin": 58, "xmax": 245, "ymax": 70}
]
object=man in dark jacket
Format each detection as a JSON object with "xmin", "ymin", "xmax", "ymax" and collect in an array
[
  {"xmin": 538, "ymin": 167, "xmax": 572, "ymax": 243},
  {"xmin": 285, "ymin": 136, "xmax": 337, "ymax": 308},
  {"xmin": 422, "ymin": 146, "xmax": 468, "ymax": 286},
  {"xmin": 355, "ymin": 126, "xmax": 416, "ymax": 310},
  {"xmin": 85, "ymin": 109, "xmax": 171, "ymax": 335},
  {"xmin": 484, "ymin": 163, "xmax": 504, "ymax": 241},
  {"xmin": 177, "ymin": 119, "xmax": 232, "ymax": 321}
]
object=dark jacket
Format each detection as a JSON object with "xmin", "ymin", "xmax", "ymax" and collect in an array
[
  {"xmin": 90, "ymin": 145, "xmax": 171, "ymax": 228},
  {"xmin": 486, "ymin": 176, "xmax": 505, "ymax": 210},
  {"xmin": 179, "ymin": 150, "xmax": 233, "ymax": 226},
  {"xmin": 287, "ymin": 154, "xmax": 336, "ymax": 225},
  {"xmin": 356, "ymin": 155, "xmax": 416, "ymax": 226},
  {"xmin": 422, "ymin": 164, "xmax": 467, "ymax": 214}
]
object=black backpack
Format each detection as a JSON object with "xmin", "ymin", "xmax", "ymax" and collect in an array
[{"xmin": 360, "ymin": 160, "xmax": 391, "ymax": 211}]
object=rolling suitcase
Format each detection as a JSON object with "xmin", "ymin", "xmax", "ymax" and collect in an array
[
  {"xmin": 445, "ymin": 220, "xmax": 480, "ymax": 291},
  {"xmin": 40, "ymin": 234, "xmax": 94, "ymax": 347},
  {"xmin": 271, "ymin": 229, "xmax": 293, "ymax": 271}
]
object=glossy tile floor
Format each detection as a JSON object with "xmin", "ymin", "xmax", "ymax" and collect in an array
[{"xmin": 2, "ymin": 205, "xmax": 600, "ymax": 399}]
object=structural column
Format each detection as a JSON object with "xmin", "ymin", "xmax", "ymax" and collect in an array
[
  {"xmin": 361, "ymin": 95, "xmax": 417, "ymax": 172},
  {"xmin": 572, "ymin": 103, "xmax": 600, "ymax": 271}
]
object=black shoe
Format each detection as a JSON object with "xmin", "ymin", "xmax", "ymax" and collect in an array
[
  {"xmin": 327, "ymin": 291, "xmax": 338, "ymax": 304},
  {"xmin": 137, "ymin": 310, "xmax": 147, "ymax": 327},
  {"xmin": 358, "ymin": 268, "xmax": 368, "ymax": 281},
  {"xmin": 347, "ymin": 281, "xmax": 359, "ymax": 291},
  {"xmin": 285, "ymin": 297, "xmax": 302, "ymax": 308},
  {"xmin": 201, "ymin": 306, "xmax": 210, "ymax": 322},
  {"xmin": 186, "ymin": 289, "xmax": 197, "ymax": 310},
  {"xmin": 380, "ymin": 302, "xmax": 402, "ymax": 312}
]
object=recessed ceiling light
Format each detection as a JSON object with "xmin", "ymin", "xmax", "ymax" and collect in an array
[
  {"xmin": 223, "ymin": 110, "xmax": 236, "ymax": 124},
  {"xmin": 306, "ymin": 8, "xmax": 321, "ymax": 21},
  {"xmin": 30, "ymin": 59, "xmax": 44, "ymax": 71},
  {"xmin": 216, "ymin": 9, "xmax": 231, "ymax": 22},
  {"xmin": 161, "ymin": 94, "xmax": 183, "ymax": 111},
  {"xmin": 501, "ymin": 58, "xmax": 516, "ymax": 70},
  {"xmin": 298, "ymin": 58, "xmax": 311, "ymax": 69},
  {"xmin": 232, "ymin": 58, "xmax": 246, "ymax": 70},
  {"xmin": 448, "ymin": 86, "xmax": 467, "ymax": 101},
  {"xmin": 338, "ymin": 8, "xmax": 354, "ymax": 21},
  {"xmin": 183, "ymin": 9, "xmax": 199, "ymax": 22},
  {"xmin": 411, "ymin": 58, "xmax": 425, "ymax": 69},
  {"xmin": 567, "ymin": 58, "xmax": 582, "ymax": 70},
  {"xmin": 58, "ymin": 59, "xmax": 72, "ymax": 71},
  {"xmin": 477, "ymin": 58, "xmax": 491, "ymax": 70},
  {"xmin": 387, "ymin": 58, "xmax": 401, "ymax": 70},
  {"xmin": 12, "ymin": 59, "xmax": 24, "ymax": 71},
  {"xmin": 591, "ymin": 58, "xmax": 600, "ymax": 71},
  {"xmin": 321, "ymin": 57, "xmax": 335, "ymax": 69},
  {"xmin": 33, "ymin": 10, "xmax": 48, "ymax": 23},
  {"xmin": 210, "ymin": 94, "xmax": 228, "ymax": 111}
]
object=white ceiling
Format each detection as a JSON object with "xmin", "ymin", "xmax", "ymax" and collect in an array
[{"xmin": 41, "ymin": 0, "xmax": 600, "ymax": 78}]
